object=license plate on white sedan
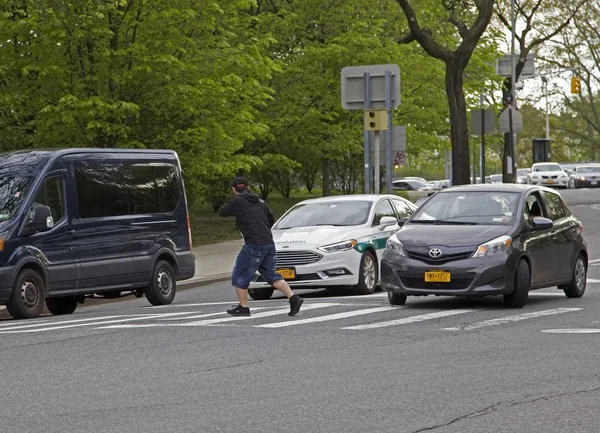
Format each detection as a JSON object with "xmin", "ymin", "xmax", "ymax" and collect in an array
[{"xmin": 276, "ymin": 268, "xmax": 296, "ymax": 280}]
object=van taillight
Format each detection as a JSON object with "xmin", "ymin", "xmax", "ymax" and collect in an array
[{"xmin": 186, "ymin": 213, "xmax": 193, "ymax": 251}]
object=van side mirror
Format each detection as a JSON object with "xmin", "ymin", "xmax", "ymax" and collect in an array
[
  {"xmin": 31, "ymin": 205, "xmax": 53, "ymax": 232},
  {"xmin": 531, "ymin": 216, "xmax": 552, "ymax": 231}
]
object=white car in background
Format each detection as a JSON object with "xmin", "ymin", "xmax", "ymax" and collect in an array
[
  {"xmin": 528, "ymin": 162, "xmax": 568, "ymax": 188},
  {"xmin": 247, "ymin": 195, "xmax": 418, "ymax": 300}
]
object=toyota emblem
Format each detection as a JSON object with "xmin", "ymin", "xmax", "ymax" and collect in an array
[{"xmin": 429, "ymin": 248, "xmax": 442, "ymax": 258}]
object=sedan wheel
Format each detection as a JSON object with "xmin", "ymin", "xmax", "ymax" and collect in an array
[
  {"xmin": 353, "ymin": 251, "xmax": 378, "ymax": 295},
  {"xmin": 561, "ymin": 254, "xmax": 587, "ymax": 298}
]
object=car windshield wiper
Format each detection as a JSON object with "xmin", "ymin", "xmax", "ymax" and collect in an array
[
  {"xmin": 313, "ymin": 223, "xmax": 348, "ymax": 226},
  {"xmin": 432, "ymin": 219, "xmax": 479, "ymax": 225}
]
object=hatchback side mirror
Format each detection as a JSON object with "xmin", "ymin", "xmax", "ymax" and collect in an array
[
  {"xmin": 531, "ymin": 216, "xmax": 553, "ymax": 231},
  {"xmin": 398, "ymin": 217, "xmax": 409, "ymax": 227}
]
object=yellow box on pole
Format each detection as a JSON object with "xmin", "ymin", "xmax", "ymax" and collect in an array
[{"xmin": 364, "ymin": 108, "xmax": 389, "ymax": 131}]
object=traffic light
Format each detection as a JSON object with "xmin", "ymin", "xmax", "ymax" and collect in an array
[
  {"xmin": 571, "ymin": 76, "xmax": 581, "ymax": 94},
  {"xmin": 364, "ymin": 108, "xmax": 388, "ymax": 131}
]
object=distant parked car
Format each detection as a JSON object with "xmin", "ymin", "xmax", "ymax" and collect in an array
[
  {"xmin": 516, "ymin": 168, "xmax": 530, "ymax": 184},
  {"xmin": 568, "ymin": 164, "xmax": 600, "ymax": 188},
  {"xmin": 393, "ymin": 179, "xmax": 429, "ymax": 201},
  {"xmin": 489, "ymin": 174, "xmax": 503, "ymax": 183}
]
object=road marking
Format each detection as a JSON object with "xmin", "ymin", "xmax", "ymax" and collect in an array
[
  {"xmin": 0, "ymin": 314, "xmax": 143, "ymax": 331},
  {"xmin": 588, "ymin": 258, "xmax": 600, "ymax": 264},
  {"xmin": 587, "ymin": 278, "xmax": 600, "ymax": 283},
  {"xmin": 442, "ymin": 308, "xmax": 583, "ymax": 331},
  {"xmin": 0, "ymin": 312, "xmax": 194, "ymax": 333},
  {"xmin": 255, "ymin": 306, "xmax": 398, "ymax": 328},
  {"xmin": 156, "ymin": 307, "xmax": 271, "ymax": 321},
  {"xmin": 342, "ymin": 309, "xmax": 475, "ymax": 330},
  {"xmin": 98, "ymin": 303, "xmax": 336, "ymax": 329},
  {"xmin": 542, "ymin": 328, "xmax": 600, "ymax": 334}
]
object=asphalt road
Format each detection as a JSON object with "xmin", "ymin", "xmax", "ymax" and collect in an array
[{"xmin": 2, "ymin": 188, "xmax": 600, "ymax": 433}]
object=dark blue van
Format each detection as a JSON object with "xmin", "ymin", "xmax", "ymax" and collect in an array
[{"xmin": 0, "ymin": 149, "xmax": 195, "ymax": 319}]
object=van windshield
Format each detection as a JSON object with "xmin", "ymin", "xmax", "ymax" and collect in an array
[{"xmin": 0, "ymin": 176, "xmax": 33, "ymax": 221}]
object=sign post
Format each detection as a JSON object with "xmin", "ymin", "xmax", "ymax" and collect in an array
[{"xmin": 341, "ymin": 64, "xmax": 400, "ymax": 194}]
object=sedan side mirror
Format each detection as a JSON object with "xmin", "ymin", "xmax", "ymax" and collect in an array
[
  {"xmin": 379, "ymin": 216, "xmax": 398, "ymax": 230},
  {"xmin": 31, "ymin": 205, "xmax": 54, "ymax": 232},
  {"xmin": 531, "ymin": 216, "xmax": 553, "ymax": 231}
]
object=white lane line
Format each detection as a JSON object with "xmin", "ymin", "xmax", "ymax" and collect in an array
[
  {"xmin": 589, "ymin": 258, "xmax": 600, "ymax": 264},
  {"xmin": 0, "ymin": 312, "xmax": 195, "ymax": 333},
  {"xmin": 255, "ymin": 306, "xmax": 398, "ymax": 328},
  {"xmin": 542, "ymin": 328, "xmax": 600, "ymax": 334},
  {"xmin": 342, "ymin": 309, "xmax": 475, "ymax": 330},
  {"xmin": 156, "ymin": 307, "xmax": 271, "ymax": 321},
  {"xmin": 98, "ymin": 303, "xmax": 336, "ymax": 329},
  {"xmin": 0, "ymin": 314, "xmax": 147, "ymax": 331},
  {"xmin": 442, "ymin": 308, "xmax": 583, "ymax": 332},
  {"xmin": 587, "ymin": 278, "xmax": 600, "ymax": 283}
]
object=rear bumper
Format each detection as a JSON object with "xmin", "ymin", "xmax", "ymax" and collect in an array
[{"xmin": 176, "ymin": 252, "xmax": 196, "ymax": 280}]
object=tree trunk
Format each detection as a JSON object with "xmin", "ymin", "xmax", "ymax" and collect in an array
[
  {"xmin": 322, "ymin": 158, "xmax": 330, "ymax": 196},
  {"xmin": 445, "ymin": 62, "xmax": 470, "ymax": 185}
]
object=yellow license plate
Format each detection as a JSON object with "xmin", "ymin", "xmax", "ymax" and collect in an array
[
  {"xmin": 546, "ymin": 179, "xmax": 554, "ymax": 184},
  {"xmin": 424, "ymin": 271, "xmax": 451, "ymax": 283},
  {"xmin": 276, "ymin": 268, "xmax": 296, "ymax": 280}
]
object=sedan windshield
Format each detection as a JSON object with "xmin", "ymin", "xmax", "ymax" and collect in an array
[
  {"xmin": 275, "ymin": 201, "xmax": 372, "ymax": 229},
  {"xmin": 0, "ymin": 176, "xmax": 33, "ymax": 221},
  {"xmin": 533, "ymin": 164, "xmax": 561, "ymax": 172},
  {"xmin": 577, "ymin": 166, "xmax": 600, "ymax": 174},
  {"xmin": 410, "ymin": 191, "xmax": 519, "ymax": 225}
]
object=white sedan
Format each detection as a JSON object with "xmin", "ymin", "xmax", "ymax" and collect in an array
[
  {"xmin": 247, "ymin": 194, "xmax": 418, "ymax": 300},
  {"xmin": 528, "ymin": 162, "xmax": 568, "ymax": 188}
]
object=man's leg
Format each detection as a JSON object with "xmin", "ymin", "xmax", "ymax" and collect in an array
[
  {"xmin": 235, "ymin": 287, "xmax": 249, "ymax": 307},
  {"xmin": 227, "ymin": 246, "xmax": 257, "ymax": 316},
  {"xmin": 260, "ymin": 245, "xmax": 303, "ymax": 316},
  {"xmin": 272, "ymin": 279, "xmax": 294, "ymax": 298}
]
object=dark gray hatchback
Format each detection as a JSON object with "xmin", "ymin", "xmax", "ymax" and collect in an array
[{"xmin": 381, "ymin": 184, "xmax": 587, "ymax": 308}]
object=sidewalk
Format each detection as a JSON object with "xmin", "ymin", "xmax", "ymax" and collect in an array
[{"xmin": 179, "ymin": 240, "xmax": 244, "ymax": 289}]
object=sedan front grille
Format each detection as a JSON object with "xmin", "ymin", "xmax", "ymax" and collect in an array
[
  {"xmin": 276, "ymin": 250, "xmax": 323, "ymax": 266},
  {"xmin": 406, "ymin": 250, "xmax": 473, "ymax": 265},
  {"xmin": 541, "ymin": 175, "xmax": 558, "ymax": 179},
  {"xmin": 401, "ymin": 275, "xmax": 474, "ymax": 290}
]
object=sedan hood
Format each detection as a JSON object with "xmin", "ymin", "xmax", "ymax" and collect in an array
[
  {"xmin": 273, "ymin": 225, "xmax": 371, "ymax": 248},
  {"xmin": 397, "ymin": 224, "xmax": 511, "ymax": 248}
]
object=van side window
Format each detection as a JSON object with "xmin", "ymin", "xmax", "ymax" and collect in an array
[
  {"xmin": 76, "ymin": 166, "xmax": 129, "ymax": 218},
  {"xmin": 125, "ymin": 164, "xmax": 180, "ymax": 214},
  {"xmin": 31, "ymin": 176, "xmax": 65, "ymax": 222}
]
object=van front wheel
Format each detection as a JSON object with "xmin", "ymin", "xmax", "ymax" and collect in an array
[
  {"xmin": 146, "ymin": 260, "xmax": 176, "ymax": 306},
  {"xmin": 7, "ymin": 269, "xmax": 45, "ymax": 319},
  {"xmin": 46, "ymin": 297, "xmax": 78, "ymax": 315}
]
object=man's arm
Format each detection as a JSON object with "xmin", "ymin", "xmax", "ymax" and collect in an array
[
  {"xmin": 267, "ymin": 206, "xmax": 275, "ymax": 227},
  {"xmin": 219, "ymin": 198, "xmax": 240, "ymax": 217}
]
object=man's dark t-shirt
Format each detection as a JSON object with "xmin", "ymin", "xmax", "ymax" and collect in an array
[{"xmin": 218, "ymin": 190, "xmax": 275, "ymax": 244}]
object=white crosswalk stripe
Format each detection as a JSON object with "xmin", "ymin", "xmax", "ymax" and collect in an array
[
  {"xmin": 255, "ymin": 306, "xmax": 398, "ymax": 328},
  {"xmin": 442, "ymin": 308, "xmax": 583, "ymax": 331},
  {"xmin": 342, "ymin": 309, "xmax": 475, "ymax": 330}
]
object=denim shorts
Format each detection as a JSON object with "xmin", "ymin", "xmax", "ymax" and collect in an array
[{"xmin": 232, "ymin": 242, "xmax": 283, "ymax": 289}]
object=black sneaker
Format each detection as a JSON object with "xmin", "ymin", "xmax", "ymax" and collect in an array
[
  {"xmin": 227, "ymin": 305, "xmax": 251, "ymax": 316},
  {"xmin": 289, "ymin": 295, "xmax": 304, "ymax": 316}
]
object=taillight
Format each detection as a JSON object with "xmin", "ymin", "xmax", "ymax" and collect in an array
[{"xmin": 186, "ymin": 213, "xmax": 193, "ymax": 251}]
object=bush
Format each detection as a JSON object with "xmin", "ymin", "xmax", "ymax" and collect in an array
[{"xmin": 394, "ymin": 190, "xmax": 410, "ymax": 200}]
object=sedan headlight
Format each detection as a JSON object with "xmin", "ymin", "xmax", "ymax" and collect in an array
[
  {"xmin": 385, "ymin": 235, "xmax": 405, "ymax": 257},
  {"xmin": 472, "ymin": 235, "xmax": 512, "ymax": 258},
  {"xmin": 318, "ymin": 239, "xmax": 357, "ymax": 253},
  {"xmin": 579, "ymin": 176, "xmax": 586, "ymax": 181}
]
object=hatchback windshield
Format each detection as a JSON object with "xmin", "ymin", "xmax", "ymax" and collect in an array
[
  {"xmin": 577, "ymin": 166, "xmax": 600, "ymax": 173},
  {"xmin": 0, "ymin": 176, "xmax": 33, "ymax": 221},
  {"xmin": 275, "ymin": 201, "xmax": 372, "ymax": 229},
  {"xmin": 410, "ymin": 191, "xmax": 520, "ymax": 225},
  {"xmin": 533, "ymin": 164, "xmax": 561, "ymax": 172}
]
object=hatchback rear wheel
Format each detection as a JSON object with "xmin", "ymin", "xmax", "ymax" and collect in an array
[
  {"xmin": 560, "ymin": 254, "xmax": 586, "ymax": 298},
  {"xmin": 249, "ymin": 288, "xmax": 274, "ymax": 300},
  {"xmin": 387, "ymin": 291, "xmax": 407, "ymax": 306}
]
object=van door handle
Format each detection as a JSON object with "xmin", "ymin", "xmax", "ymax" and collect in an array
[{"xmin": 66, "ymin": 229, "xmax": 75, "ymax": 235}]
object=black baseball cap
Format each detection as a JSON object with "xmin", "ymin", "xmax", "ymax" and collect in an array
[{"xmin": 232, "ymin": 176, "xmax": 249, "ymax": 188}]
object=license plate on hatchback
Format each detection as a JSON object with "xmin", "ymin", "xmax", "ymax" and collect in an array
[
  {"xmin": 424, "ymin": 271, "xmax": 451, "ymax": 283},
  {"xmin": 276, "ymin": 268, "xmax": 296, "ymax": 280}
]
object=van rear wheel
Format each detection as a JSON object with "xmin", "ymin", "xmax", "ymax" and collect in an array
[
  {"xmin": 46, "ymin": 297, "xmax": 78, "ymax": 315},
  {"xmin": 7, "ymin": 269, "xmax": 45, "ymax": 319},
  {"xmin": 146, "ymin": 260, "xmax": 176, "ymax": 306}
]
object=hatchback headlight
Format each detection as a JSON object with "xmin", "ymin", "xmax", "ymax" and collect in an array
[
  {"xmin": 318, "ymin": 239, "xmax": 357, "ymax": 253},
  {"xmin": 473, "ymin": 235, "xmax": 512, "ymax": 258},
  {"xmin": 385, "ymin": 235, "xmax": 405, "ymax": 257}
]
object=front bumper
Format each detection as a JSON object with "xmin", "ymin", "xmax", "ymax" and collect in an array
[
  {"xmin": 530, "ymin": 178, "xmax": 568, "ymax": 187},
  {"xmin": 248, "ymin": 248, "xmax": 362, "ymax": 289},
  {"xmin": 381, "ymin": 253, "xmax": 513, "ymax": 297}
]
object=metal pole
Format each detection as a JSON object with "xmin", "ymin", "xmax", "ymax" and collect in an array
[
  {"xmin": 510, "ymin": 0, "xmax": 517, "ymax": 182},
  {"xmin": 480, "ymin": 94, "xmax": 486, "ymax": 182},
  {"xmin": 374, "ymin": 131, "xmax": 380, "ymax": 193},
  {"xmin": 508, "ymin": 107, "xmax": 514, "ymax": 178},
  {"xmin": 544, "ymin": 77, "xmax": 550, "ymax": 140},
  {"xmin": 363, "ymin": 72, "xmax": 371, "ymax": 194},
  {"xmin": 385, "ymin": 71, "xmax": 393, "ymax": 194},
  {"xmin": 472, "ymin": 142, "xmax": 476, "ymax": 184}
]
